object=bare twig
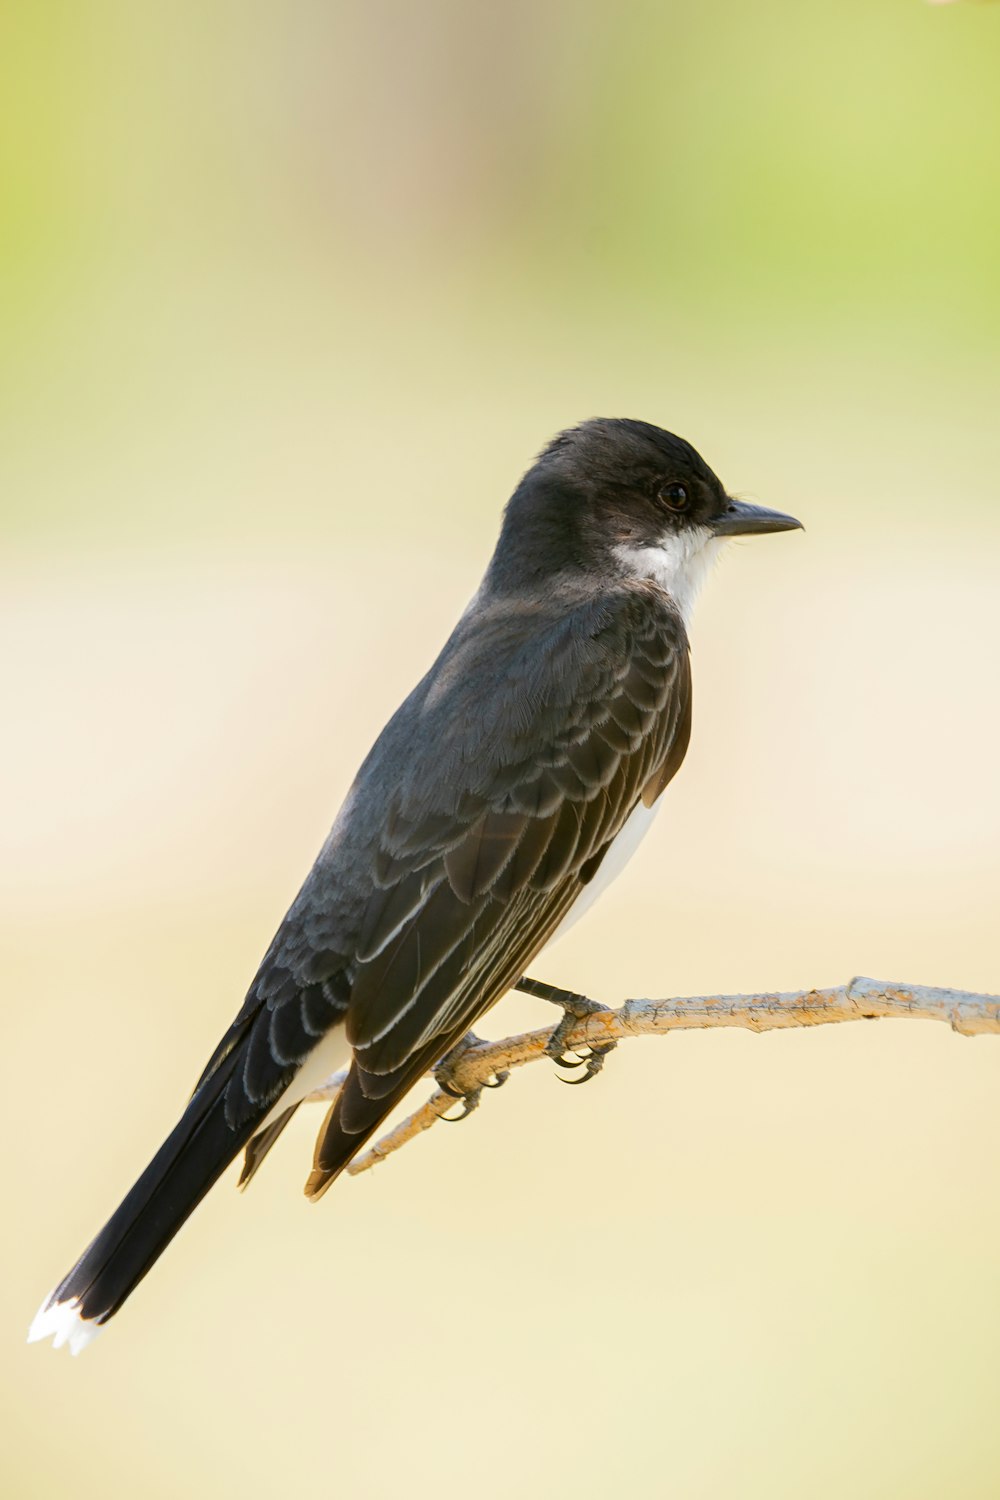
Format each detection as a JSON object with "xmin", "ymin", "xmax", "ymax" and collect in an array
[{"xmin": 305, "ymin": 977, "xmax": 1000, "ymax": 1178}]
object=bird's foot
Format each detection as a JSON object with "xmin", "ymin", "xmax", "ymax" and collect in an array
[
  {"xmin": 433, "ymin": 1031, "xmax": 509, "ymax": 1122},
  {"xmin": 516, "ymin": 976, "xmax": 617, "ymax": 1084}
]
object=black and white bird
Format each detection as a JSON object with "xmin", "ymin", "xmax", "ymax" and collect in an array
[{"xmin": 29, "ymin": 417, "xmax": 801, "ymax": 1353}]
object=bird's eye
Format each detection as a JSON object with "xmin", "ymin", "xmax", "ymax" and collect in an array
[{"xmin": 660, "ymin": 483, "xmax": 689, "ymax": 512}]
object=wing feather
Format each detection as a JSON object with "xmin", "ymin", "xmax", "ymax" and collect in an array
[
  {"xmin": 301, "ymin": 594, "xmax": 693, "ymax": 1195},
  {"xmin": 215, "ymin": 586, "xmax": 690, "ymax": 1191}
]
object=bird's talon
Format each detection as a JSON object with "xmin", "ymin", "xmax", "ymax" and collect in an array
[
  {"xmin": 556, "ymin": 1042, "xmax": 615, "ymax": 1085},
  {"xmin": 434, "ymin": 1029, "xmax": 488, "ymax": 1099},
  {"xmin": 531, "ymin": 981, "xmax": 615, "ymax": 1074},
  {"xmin": 439, "ymin": 1087, "xmax": 482, "ymax": 1122},
  {"xmin": 482, "ymin": 1069, "xmax": 509, "ymax": 1089},
  {"xmin": 552, "ymin": 1051, "xmax": 588, "ymax": 1070}
]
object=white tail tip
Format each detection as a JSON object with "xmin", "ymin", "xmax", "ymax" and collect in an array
[{"xmin": 28, "ymin": 1294, "xmax": 102, "ymax": 1355}]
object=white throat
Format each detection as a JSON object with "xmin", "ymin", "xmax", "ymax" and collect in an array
[{"xmin": 613, "ymin": 527, "xmax": 724, "ymax": 625}]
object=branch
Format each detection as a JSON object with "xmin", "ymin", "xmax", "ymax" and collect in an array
[{"xmin": 305, "ymin": 977, "xmax": 1000, "ymax": 1178}]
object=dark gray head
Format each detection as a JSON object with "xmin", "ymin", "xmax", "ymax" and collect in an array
[{"xmin": 490, "ymin": 418, "xmax": 801, "ymax": 616}]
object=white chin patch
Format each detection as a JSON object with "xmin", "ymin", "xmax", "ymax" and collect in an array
[
  {"xmin": 614, "ymin": 528, "xmax": 724, "ymax": 624},
  {"xmin": 28, "ymin": 1294, "xmax": 103, "ymax": 1356}
]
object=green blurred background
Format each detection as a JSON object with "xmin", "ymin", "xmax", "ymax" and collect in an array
[{"xmin": 4, "ymin": 2, "xmax": 1000, "ymax": 1497}]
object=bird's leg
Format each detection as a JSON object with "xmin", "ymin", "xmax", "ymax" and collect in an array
[
  {"xmin": 433, "ymin": 1031, "xmax": 509, "ymax": 1122},
  {"xmin": 515, "ymin": 976, "xmax": 617, "ymax": 1084}
]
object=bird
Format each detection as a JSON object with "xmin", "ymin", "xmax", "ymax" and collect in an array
[{"xmin": 28, "ymin": 417, "xmax": 801, "ymax": 1354}]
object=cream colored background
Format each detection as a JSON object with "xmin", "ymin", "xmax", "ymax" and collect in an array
[{"xmin": 4, "ymin": 3, "xmax": 1000, "ymax": 1497}]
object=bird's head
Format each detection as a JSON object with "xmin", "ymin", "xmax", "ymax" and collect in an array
[{"xmin": 495, "ymin": 417, "xmax": 802, "ymax": 621}]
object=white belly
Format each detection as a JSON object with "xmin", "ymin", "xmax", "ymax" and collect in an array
[{"xmin": 546, "ymin": 797, "xmax": 662, "ymax": 948}]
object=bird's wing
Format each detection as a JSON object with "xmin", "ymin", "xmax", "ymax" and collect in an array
[{"xmin": 299, "ymin": 586, "xmax": 692, "ymax": 1196}]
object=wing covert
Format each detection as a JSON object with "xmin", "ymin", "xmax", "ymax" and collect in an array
[{"xmin": 343, "ymin": 589, "xmax": 691, "ymax": 1079}]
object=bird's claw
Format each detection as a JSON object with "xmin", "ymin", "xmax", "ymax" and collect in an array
[
  {"xmin": 437, "ymin": 1076, "xmax": 468, "ymax": 1100},
  {"xmin": 439, "ymin": 1086, "xmax": 482, "ymax": 1122},
  {"xmin": 557, "ymin": 1043, "xmax": 615, "ymax": 1085},
  {"xmin": 434, "ymin": 1032, "xmax": 507, "ymax": 1122},
  {"xmin": 539, "ymin": 989, "xmax": 617, "ymax": 1080},
  {"xmin": 551, "ymin": 1050, "xmax": 589, "ymax": 1070}
]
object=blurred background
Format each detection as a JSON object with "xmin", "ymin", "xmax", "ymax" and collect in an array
[{"xmin": 4, "ymin": 2, "xmax": 1000, "ymax": 1496}]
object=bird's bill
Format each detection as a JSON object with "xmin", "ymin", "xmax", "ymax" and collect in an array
[{"xmin": 711, "ymin": 499, "xmax": 803, "ymax": 536}]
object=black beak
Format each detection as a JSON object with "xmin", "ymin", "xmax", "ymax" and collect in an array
[{"xmin": 710, "ymin": 498, "xmax": 803, "ymax": 537}]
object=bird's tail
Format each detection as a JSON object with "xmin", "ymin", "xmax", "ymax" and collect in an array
[{"xmin": 27, "ymin": 1056, "xmax": 264, "ymax": 1354}]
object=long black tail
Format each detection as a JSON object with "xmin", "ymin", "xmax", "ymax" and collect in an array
[{"xmin": 28, "ymin": 1055, "xmax": 265, "ymax": 1353}]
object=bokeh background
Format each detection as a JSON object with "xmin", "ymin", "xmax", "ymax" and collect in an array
[{"xmin": 4, "ymin": 2, "xmax": 1000, "ymax": 1496}]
